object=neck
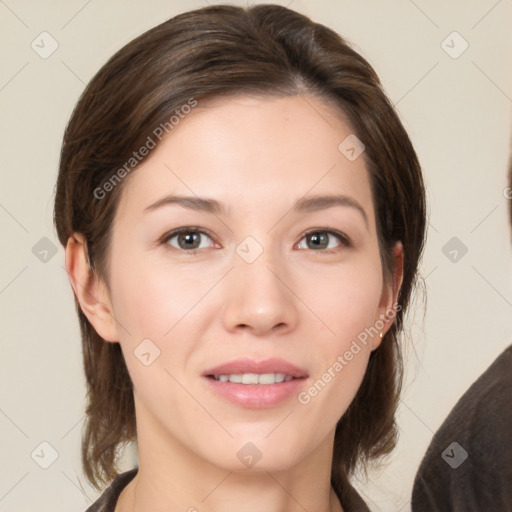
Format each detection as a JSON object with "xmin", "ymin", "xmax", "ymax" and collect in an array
[{"xmin": 116, "ymin": 403, "xmax": 344, "ymax": 512}]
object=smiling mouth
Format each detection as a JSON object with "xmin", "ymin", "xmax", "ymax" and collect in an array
[{"xmin": 207, "ymin": 373, "xmax": 301, "ymax": 385}]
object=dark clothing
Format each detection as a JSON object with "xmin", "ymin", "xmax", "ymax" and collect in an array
[
  {"xmin": 412, "ymin": 345, "xmax": 512, "ymax": 511},
  {"xmin": 85, "ymin": 468, "xmax": 370, "ymax": 511},
  {"xmin": 340, "ymin": 483, "xmax": 372, "ymax": 511},
  {"xmin": 85, "ymin": 469, "xmax": 137, "ymax": 512}
]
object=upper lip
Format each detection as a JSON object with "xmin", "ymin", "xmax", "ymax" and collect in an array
[{"xmin": 202, "ymin": 357, "xmax": 309, "ymax": 378}]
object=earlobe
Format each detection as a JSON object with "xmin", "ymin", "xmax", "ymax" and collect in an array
[{"xmin": 65, "ymin": 233, "xmax": 119, "ymax": 342}]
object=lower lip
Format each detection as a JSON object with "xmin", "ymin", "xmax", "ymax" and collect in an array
[{"xmin": 202, "ymin": 376, "xmax": 308, "ymax": 409}]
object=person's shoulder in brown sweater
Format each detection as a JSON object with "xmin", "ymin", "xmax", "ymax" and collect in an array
[{"xmin": 411, "ymin": 345, "xmax": 512, "ymax": 511}]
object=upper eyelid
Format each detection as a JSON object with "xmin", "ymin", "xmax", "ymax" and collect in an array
[
  {"xmin": 161, "ymin": 227, "xmax": 215, "ymax": 242},
  {"xmin": 161, "ymin": 227, "xmax": 350, "ymax": 248},
  {"xmin": 301, "ymin": 228, "xmax": 350, "ymax": 245}
]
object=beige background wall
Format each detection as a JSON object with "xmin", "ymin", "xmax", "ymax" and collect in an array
[{"xmin": 1, "ymin": 1, "xmax": 511, "ymax": 511}]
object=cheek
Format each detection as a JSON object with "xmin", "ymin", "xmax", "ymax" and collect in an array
[
  {"xmin": 108, "ymin": 252, "xmax": 213, "ymax": 400},
  {"xmin": 303, "ymin": 257, "xmax": 384, "ymax": 342},
  {"xmin": 296, "ymin": 261, "xmax": 383, "ymax": 418},
  {"xmin": 114, "ymin": 273, "xmax": 191, "ymax": 407},
  {"xmin": 109, "ymin": 249, "xmax": 206, "ymax": 342}
]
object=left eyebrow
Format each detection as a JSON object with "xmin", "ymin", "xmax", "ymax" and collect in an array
[
  {"xmin": 293, "ymin": 194, "xmax": 369, "ymax": 228},
  {"xmin": 143, "ymin": 193, "xmax": 369, "ymax": 228}
]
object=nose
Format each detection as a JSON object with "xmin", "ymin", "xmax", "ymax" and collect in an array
[{"xmin": 221, "ymin": 251, "xmax": 299, "ymax": 336}]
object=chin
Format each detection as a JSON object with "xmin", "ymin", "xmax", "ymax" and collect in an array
[{"xmin": 196, "ymin": 434, "xmax": 307, "ymax": 473}]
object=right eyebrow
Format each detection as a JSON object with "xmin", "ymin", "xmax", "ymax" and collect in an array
[{"xmin": 144, "ymin": 195, "xmax": 225, "ymax": 216}]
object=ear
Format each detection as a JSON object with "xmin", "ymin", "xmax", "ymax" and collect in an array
[
  {"xmin": 371, "ymin": 241, "xmax": 404, "ymax": 351},
  {"xmin": 65, "ymin": 233, "xmax": 119, "ymax": 342}
]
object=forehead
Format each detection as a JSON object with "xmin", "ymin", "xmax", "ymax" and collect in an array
[{"xmin": 115, "ymin": 94, "xmax": 375, "ymax": 223}]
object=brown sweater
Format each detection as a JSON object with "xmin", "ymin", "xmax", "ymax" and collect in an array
[{"xmin": 412, "ymin": 345, "xmax": 512, "ymax": 511}]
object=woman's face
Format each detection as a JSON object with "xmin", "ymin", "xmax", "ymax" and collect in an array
[{"xmin": 94, "ymin": 94, "xmax": 400, "ymax": 473}]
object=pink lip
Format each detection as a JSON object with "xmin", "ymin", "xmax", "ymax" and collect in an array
[
  {"xmin": 201, "ymin": 357, "xmax": 309, "ymax": 409},
  {"xmin": 202, "ymin": 357, "xmax": 309, "ymax": 379},
  {"xmin": 203, "ymin": 377, "xmax": 307, "ymax": 408}
]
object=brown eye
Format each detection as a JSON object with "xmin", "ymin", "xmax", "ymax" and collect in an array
[
  {"xmin": 297, "ymin": 230, "xmax": 350, "ymax": 252},
  {"xmin": 163, "ymin": 229, "xmax": 214, "ymax": 251}
]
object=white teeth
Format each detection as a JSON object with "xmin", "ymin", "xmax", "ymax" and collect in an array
[
  {"xmin": 213, "ymin": 373, "xmax": 294, "ymax": 384},
  {"xmin": 242, "ymin": 373, "xmax": 259, "ymax": 384}
]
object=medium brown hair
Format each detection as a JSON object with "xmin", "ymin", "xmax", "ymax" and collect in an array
[{"xmin": 53, "ymin": 3, "xmax": 426, "ymax": 505}]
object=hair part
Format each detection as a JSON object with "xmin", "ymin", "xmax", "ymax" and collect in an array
[{"xmin": 53, "ymin": 4, "xmax": 426, "ymax": 504}]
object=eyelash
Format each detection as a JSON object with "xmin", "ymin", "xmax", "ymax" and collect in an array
[{"xmin": 159, "ymin": 227, "xmax": 351, "ymax": 255}]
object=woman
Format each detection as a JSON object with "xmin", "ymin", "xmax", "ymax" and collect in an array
[{"xmin": 53, "ymin": 4, "xmax": 426, "ymax": 511}]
